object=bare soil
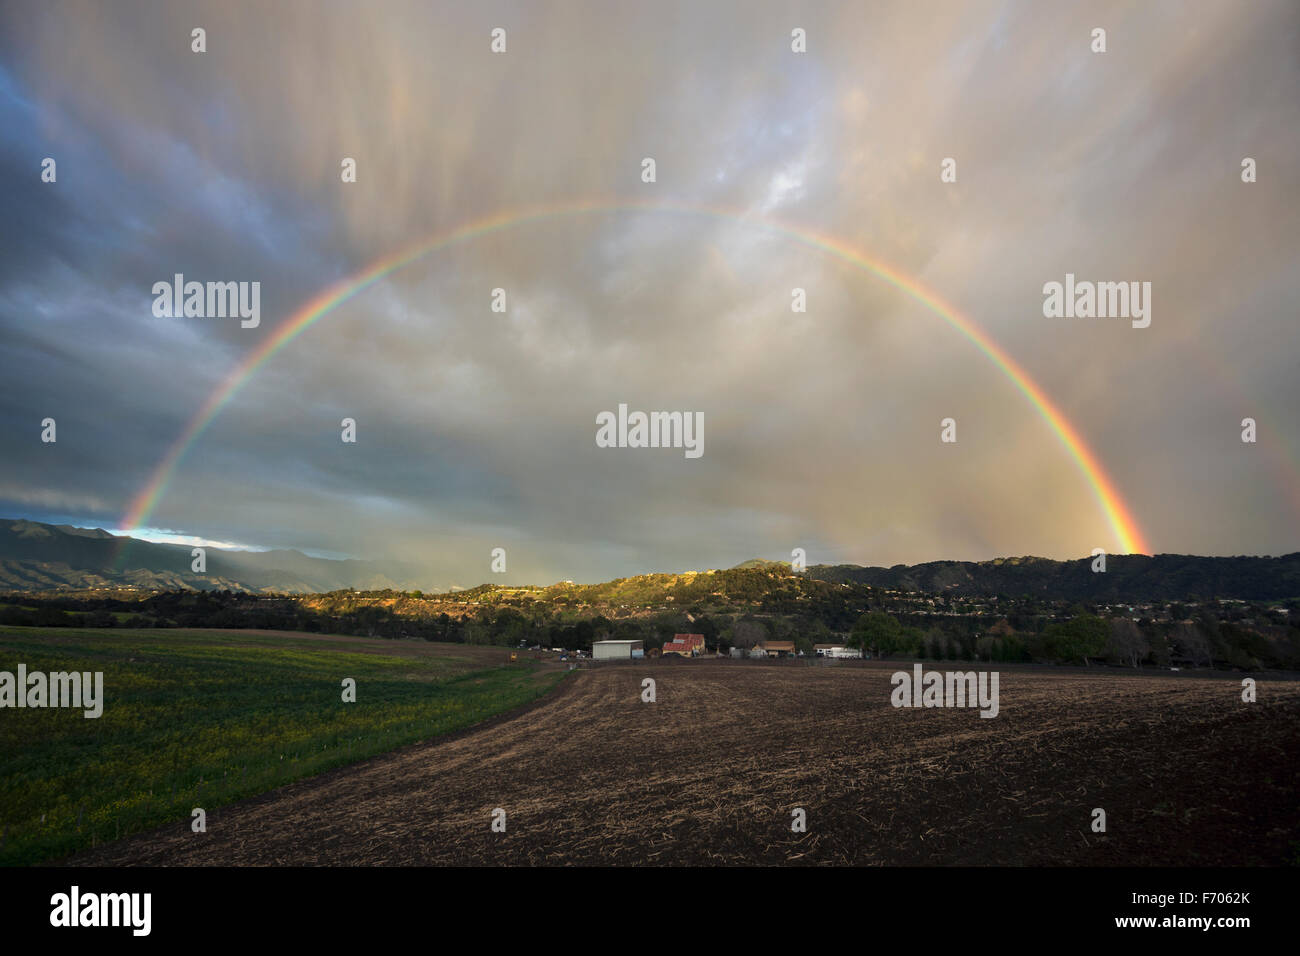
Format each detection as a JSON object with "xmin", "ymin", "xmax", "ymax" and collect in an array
[{"xmin": 69, "ymin": 660, "xmax": 1300, "ymax": 866}]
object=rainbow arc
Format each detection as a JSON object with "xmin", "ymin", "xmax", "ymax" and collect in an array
[{"xmin": 119, "ymin": 200, "xmax": 1151, "ymax": 557}]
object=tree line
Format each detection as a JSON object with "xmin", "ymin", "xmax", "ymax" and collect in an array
[{"xmin": 2, "ymin": 589, "xmax": 1296, "ymax": 670}]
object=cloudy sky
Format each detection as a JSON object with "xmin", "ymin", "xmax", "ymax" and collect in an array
[{"xmin": 1, "ymin": 0, "xmax": 1297, "ymax": 587}]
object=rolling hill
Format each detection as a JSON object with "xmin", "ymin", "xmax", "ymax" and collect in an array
[{"xmin": 0, "ymin": 519, "xmax": 425, "ymax": 593}]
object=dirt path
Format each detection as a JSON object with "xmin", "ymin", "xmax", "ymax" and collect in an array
[{"xmin": 69, "ymin": 662, "xmax": 1300, "ymax": 865}]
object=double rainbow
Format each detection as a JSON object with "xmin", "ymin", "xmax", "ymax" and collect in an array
[{"xmin": 119, "ymin": 199, "xmax": 1151, "ymax": 556}]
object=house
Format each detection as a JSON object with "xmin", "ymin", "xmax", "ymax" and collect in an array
[
  {"xmin": 675, "ymin": 633, "xmax": 706, "ymax": 653},
  {"xmin": 592, "ymin": 639, "xmax": 644, "ymax": 661},
  {"xmin": 759, "ymin": 640, "xmax": 796, "ymax": 658},
  {"xmin": 662, "ymin": 633, "xmax": 706, "ymax": 657}
]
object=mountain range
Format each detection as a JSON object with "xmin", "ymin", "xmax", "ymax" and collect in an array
[{"xmin": 1, "ymin": 518, "xmax": 1297, "ymax": 601}]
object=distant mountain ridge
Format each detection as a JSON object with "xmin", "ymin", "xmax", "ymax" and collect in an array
[
  {"xmin": 2, "ymin": 518, "xmax": 1296, "ymax": 601},
  {"xmin": 0, "ymin": 519, "xmax": 428, "ymax": 593},
  {"xmin": 799, "ymin": 553, "xmax": 1300, "ymax": 602}
]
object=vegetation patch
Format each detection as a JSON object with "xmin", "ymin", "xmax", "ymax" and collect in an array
[{"xmin": 0, "ymin": 626, "xmax": 562, "ymax": 865}]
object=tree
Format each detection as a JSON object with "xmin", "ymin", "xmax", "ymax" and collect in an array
[
  {"xmin": 717, "ymin": 626, "xmax": 735, "ymax": 652},
  {"xmin": 1037, "ymin": 614, "xmax": 1108, "ymax": 664},
  {"xmin": 694, "ymin": 615, "xmax": 720, "ymax": 650},
  {"xmin": 1061, "ymin": 614, "xmax": 1108, "ymax": 665},
  {"xmin": 807, "ymin": 618, "xmax": 832, "ymax": 649},
  {"xmin": 1106, "ymin": 618, "xmax": 1149, "ymax": 668},
  {"xmin": 851, "ymin": 612, "xmax": 904, "ymax": 658},
  {"xmin": 1170, "ymin": 620, "xmax": 1212, "ymax": 668},
  {"xmin": 897, "ymin": 625, "xmax": 923, "ymax": 658},
  {"xmin": 923, "ymin": 627, "xmax": 949, "ymax": 660},
  {"xmin": 732, "ymin": 619, "xmax": 765, "ymax": 650}
]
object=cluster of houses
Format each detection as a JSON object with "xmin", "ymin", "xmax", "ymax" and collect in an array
[
  {"xmin": 591, "ymin": 634, "xmax": 864, "ymax": 661},
  {"xmin": 732, "ymin": 641, "xmax": 863, "ymax": 659}
]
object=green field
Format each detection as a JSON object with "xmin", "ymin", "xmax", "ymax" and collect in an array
[{"xmin": 0, "ymin": 626, "xmax": 565, "ymax": 865}]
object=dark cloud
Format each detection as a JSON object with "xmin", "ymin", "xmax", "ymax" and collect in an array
[{"xmin": 0, "ymin": 0, "xmax": 1296, "ymax": 586}]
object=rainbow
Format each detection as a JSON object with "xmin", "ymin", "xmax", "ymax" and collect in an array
[{"xmin": 119, "ymin": 198, "xmax": 1151, "ymax": 556}]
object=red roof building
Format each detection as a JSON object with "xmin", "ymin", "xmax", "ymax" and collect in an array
[{"xmin": 663, "ymin": 633, "xmax": 706, "ymax": 656}]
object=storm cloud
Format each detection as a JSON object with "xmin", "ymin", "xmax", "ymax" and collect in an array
[{"xmin": 1, "ymin": 0, "xmax": 1296, "ymax": 587}]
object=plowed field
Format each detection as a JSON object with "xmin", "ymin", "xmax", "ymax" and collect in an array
[{"xmin": 70, "ymin": 661, "xmax": 1300, "ymax": 866}]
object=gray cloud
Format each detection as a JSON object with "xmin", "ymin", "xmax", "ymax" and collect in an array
[{"xmin": 0, "ymin": 0, "xmax": 1296, "ymax": 585}]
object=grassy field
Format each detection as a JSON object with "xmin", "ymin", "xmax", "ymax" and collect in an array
[{"xmin": 0, "ymin": 626, "xmax": 565, "ymax": 865}]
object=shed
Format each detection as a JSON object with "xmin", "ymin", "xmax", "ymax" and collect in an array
[{"xmin": 592, "ymin": 639, "xmax": 644, "ymax": 661}]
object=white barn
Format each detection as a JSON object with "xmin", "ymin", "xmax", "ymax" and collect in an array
[{"xmin": 592, "ymin": 639, "xmax": 644, "ymax": 661}]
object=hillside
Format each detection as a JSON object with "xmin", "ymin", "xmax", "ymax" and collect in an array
[{"xmin": 0, "ymin": 519, "xmax": 424, "ymax": 593}]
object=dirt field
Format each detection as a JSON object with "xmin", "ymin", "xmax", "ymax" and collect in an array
[{"xmin": 68, "ymin": 660, "xmax": 1300, "ymax": 866}]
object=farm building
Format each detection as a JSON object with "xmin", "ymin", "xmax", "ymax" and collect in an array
[
  {"xmin": 662, "ymin": 633, "xmax": 706, "ymax": 657},
  {"xmin": 760, "ymin": 640, "xmax": 797, "ymax": 658},
  {"xmin": 592, "ymin": 639, "xmax": 644, "ymax": 661},
  {"xmin": 814, "ymin": 643, "xmax": 862, "ymax": 659}
]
